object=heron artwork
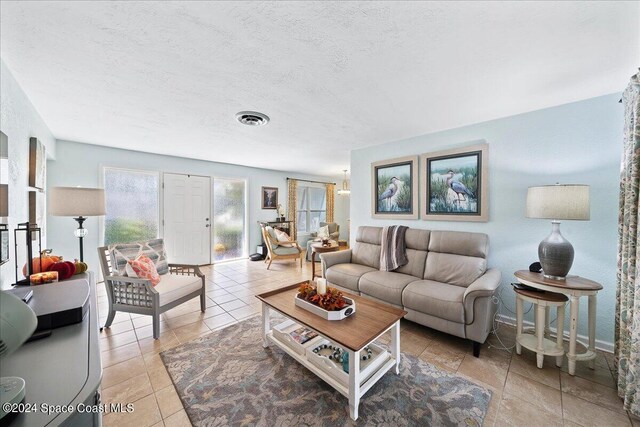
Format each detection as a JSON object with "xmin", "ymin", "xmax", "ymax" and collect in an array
[
  {"xmin": 445, "ymin": 170, "xmax": 475, "ymax": 203},
  {"xmin": 428, "ymin": 152, "xmax": 480, "ymax": 214},
  {"xmin": 379, "ymin": 176, "xmax": 401, "ymax": 210},
  {"xmin": 375, "ymin": 162, "xmax": 413, "ymax": 213}
]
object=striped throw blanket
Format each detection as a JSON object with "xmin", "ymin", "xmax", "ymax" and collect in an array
[{"xmin": 380, "ymin": 225, "xmax": 409, "ymax": 271}]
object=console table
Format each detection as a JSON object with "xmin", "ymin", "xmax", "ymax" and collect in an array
[
  {"xmin": 2, "ymin": 273, "xmax": 102, "ymax": 426},
  {"xmin": 514, "ymin": 270, "xmax": 603, "ymax": 375}
]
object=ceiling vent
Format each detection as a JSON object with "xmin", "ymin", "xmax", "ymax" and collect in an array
[{"xmin": 236, "ymin": 111, "xmax": 270, "ymax": 126}]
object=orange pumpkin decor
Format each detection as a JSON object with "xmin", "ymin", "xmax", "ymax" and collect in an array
[{"xmin": 22, "ymin": 249, "xmax": 61, "ymax": 278}]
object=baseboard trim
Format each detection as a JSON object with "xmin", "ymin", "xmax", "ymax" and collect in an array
[{"xmin": 496, "ymin": 314, "xmax": 614, "ymax": 354}]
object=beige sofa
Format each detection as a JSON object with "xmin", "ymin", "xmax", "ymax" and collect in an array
[{"xmin": 321, "ymin": 226, "xmax": 501, "ymax": 357}]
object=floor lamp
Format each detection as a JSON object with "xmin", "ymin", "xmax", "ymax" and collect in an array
[{"xmin": 49, "ymin": 187, "xmax": 106, "ymax": 262}]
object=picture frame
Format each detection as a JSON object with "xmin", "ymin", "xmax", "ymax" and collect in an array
[
  {"xmin": 261, "ymin": 186, "xmax": 278, "ymax": 209},
  {"xmin": 421, "ymin": 142, "xmax": 488, "ymax": 222},
  {"xmin": 29, "ymin": 137, "xmax": 46, "ymax": 190},
  {"xmin": 0, "ymin": 224, "xmax": 8, "ymax": 266},
  {"xmin": 0, "ymin": 131, "xmax": 8, "ymax": 219},
  {"xmin": 371, "ymin": 155, "xmax": 419, "ymax": 219}
]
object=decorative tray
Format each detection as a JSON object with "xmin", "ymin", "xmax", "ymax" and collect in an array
[{"xmin": 295, "ymin": 294, "xmax": 356, "ymax": 320}]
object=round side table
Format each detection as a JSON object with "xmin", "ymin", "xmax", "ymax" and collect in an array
[
  {"xmin": 514, "ymin": 270, "xmax": 603, "ymax": 375},
  {"xmin": 514, "ymin": 288, "xmax": 567, "ymax": 368},
  {"xmin": 310, "ymin": 241, "xmax": 339, "ymax": 280}
]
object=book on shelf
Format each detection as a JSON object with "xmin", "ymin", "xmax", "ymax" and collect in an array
[{"xmin": 289, "ymin": 326, "xmax": 318, "ymax": 344}]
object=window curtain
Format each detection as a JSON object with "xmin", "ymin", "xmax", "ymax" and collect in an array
[
  {"xmin": 326, "ymin": 183, "xmax": 335, "ymax": 223},
  {"xmin": 287, "ymin": 179, "xmax": 298, "ymax": 241},
  {"xmin": 615, "ymin": 69, "xmax": 640, "ymax": 417}
]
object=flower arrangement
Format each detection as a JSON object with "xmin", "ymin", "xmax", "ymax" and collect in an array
[
  {"xmin": 298, "ymin": 283, "xmax": 348, "ymax": 311},
  {"xmin": 276, "ymin": 204, "xmax": 285, "ymax": 219}
]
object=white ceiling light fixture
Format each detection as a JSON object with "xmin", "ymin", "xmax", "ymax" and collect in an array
[
  {"xmin": 337, "ymin": 170, "xmax": 350, "ymax": 196},
  {"xmin": 235, "ymin": 111, "xmax": 270, "ymax": 126}
]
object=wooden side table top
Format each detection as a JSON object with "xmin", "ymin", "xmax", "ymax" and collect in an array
[
  {"xmin": 514, "ymin": 287, "xmax": 568, "ymax": 303},
  {"xmin": 310, "ymin": 241, "xmax": 339, "ymax": 252},
  {"xmin": 256, "ymin": 282, "xmax": 407, "ymax": 351},
  {"xmin": 515, "ymin": 270, "xmax": 603, "ymax": 291}
]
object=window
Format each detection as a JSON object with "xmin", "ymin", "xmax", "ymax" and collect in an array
[
  {"xmin": 297, "ymin": 186, "xmax": 326, "ymax": 234},
  {"xmin": 213, "ymin": 178, "xmax": 246, "ymax": 262},
  {"xmin": 103, "ymin": 168, "xmax": 159, "ymax": 245}
]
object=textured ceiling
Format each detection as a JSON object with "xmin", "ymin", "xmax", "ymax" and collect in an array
[{"xmin": 1, "ymin": 1, "xmax": 638, "ymax": 176}]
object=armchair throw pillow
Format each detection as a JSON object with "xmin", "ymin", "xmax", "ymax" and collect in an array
[
  {"xmin": 317, "ymin": 225, "xmax": 330, "ymax": 239},
  {"xmin": 126, "ymin": 255, "xmax": 161, "ymax": 286},
  {"xmin": 274, "ymin": 229, "xmax": 293, "ymax": 247},
  {"xmin": 109, "ymin": 239, "xmax": 169, "ymax": 276}
]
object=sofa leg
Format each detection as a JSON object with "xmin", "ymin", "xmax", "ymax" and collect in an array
[
  {"xmin": 472, "ymin": 341, "xmax": 481, "ymax": 358},
  {"xmin": 200, "ymin": 291, "xmax": 206, "ymax": 312}
]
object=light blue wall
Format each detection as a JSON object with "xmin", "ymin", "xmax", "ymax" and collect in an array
[
  {"xmin": 350, "ymin": 93, "xmax": 623, "ymax": 347},
  {"xmin": 0, "ymin": 60, "xmax": 56, "ymax": 289},
  {"xmin": 47, "ymin": 140, "xmax": 344, "ymax": 278}
]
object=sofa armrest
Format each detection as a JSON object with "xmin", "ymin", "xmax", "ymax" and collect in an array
[
  {"xmin": 463, "ymin": 268, "xmax": 501, "ymax": 302},
  {"xmin": 320, "ymin": 249, "xmax": 352, "ymax": 271}
]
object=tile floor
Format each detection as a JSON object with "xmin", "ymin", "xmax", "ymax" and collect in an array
[{"xmin": 97, "ymin": 258, "xmax": 638, "ymax": 427}]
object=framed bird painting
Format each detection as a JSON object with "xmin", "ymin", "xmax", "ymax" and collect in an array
[
  {"xmin": 421, "ymin": 142, "xmax": 489, "ymax": 222},
  {"xmin": 371, "ymin": 155, "xmax": 419, "ymax": 219}
]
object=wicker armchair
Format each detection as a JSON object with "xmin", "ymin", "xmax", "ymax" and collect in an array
[{"xmin": 98, "ymin": 241, "xmax": 206, "ymax": 339}]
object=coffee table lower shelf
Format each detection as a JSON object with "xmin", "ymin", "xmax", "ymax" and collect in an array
[{"xmin": 261, "ymin": 307, "xmax": 401, "ymax": 420}]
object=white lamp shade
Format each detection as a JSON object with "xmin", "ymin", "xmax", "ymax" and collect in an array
[
  {"xmin": 49, "ymin": 187, "xmax": 106, "ymax": 217},
  {"xmin": 526, "ymin": 184, "xmax": 590, "ymax": 220}
]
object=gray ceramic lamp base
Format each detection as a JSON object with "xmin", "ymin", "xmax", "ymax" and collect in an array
[{"xmin": 538, "ymin": 221, "xmax": 574, "ymax": 280}]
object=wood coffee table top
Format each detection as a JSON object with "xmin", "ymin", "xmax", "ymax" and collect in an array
[{"xmin": 256, "ymin": 282, "xmax": 407, "ymax": 351}]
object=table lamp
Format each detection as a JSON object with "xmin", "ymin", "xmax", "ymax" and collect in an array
[
  {"xmin": 49, "ymin": 187, "xmax": 105, "ymax": 262},
  {"xmin": 526, "ymin": 184, "xmax": 590, "ymax": 280}
]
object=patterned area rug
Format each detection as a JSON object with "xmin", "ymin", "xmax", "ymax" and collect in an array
[{"xmin": 160, "ymin": 316, "xmax": 491, "ymax": 426}]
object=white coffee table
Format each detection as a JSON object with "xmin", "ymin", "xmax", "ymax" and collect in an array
[{"xmin": 257, "ymin": 282, "xmax": 407, "ymax": 420}]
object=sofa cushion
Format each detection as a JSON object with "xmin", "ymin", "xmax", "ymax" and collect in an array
[
  {"xmin": 428, "ymin": 230, "xmax": 488, "ymax": 258},
  {"xmin": 351, "ymin": 226, "xmax": 382, "ymax": 269},
  {"xmin": 359, "ymin": 271, "xmax": 418, "ymax": 306},
  {"xmin": 325, "ymin": 263, "xmax": 377, "ymax": 292},
  {"xmin": 423, "ymin": 252, "xmax": 486, "ymax": 287},
  {"xmin": 404, "ymin": 228, "xmax": 430, "ymax": 251},
  {"xmin": 402, "ymin": 280, "xmax": 466, "ymax": 323},
  {"xmin": 155, "ymin": 273, "xmax": 202, "ymax": 306},
  {"xmin": 352, "ymin": 242, "xmax": 381, "ymax": 270},
  {"xmin": 356, "ymin": 226, "xmax": 382, "ymax": 245},
  {"xmin": 394, "ymin": 249, "xmax": 428, "ymax": 278}
]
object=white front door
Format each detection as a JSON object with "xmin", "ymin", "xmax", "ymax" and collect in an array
[{"xmin": 163, "ymin": 173, "xmax": 211, "ymax": 265}]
